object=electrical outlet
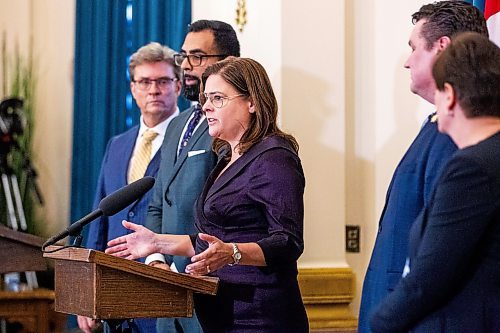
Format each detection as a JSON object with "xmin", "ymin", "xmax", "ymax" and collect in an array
[{"xmin": 346, "ymin": 225, "xmax": 360, "ymax": 253}]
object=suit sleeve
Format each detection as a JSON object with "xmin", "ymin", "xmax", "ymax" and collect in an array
[
  {"xmin": 146, "ymin": 115, "xmax": 183, "ymax": 234},
  {"xmin": 85, "ymin": 140, "xmax": 112, "ymax": 251},
  {"xmin": 423, "ymin": 132, "xmax": 457, "ymax": 204},
  {"xmin": 144, "ymin": 131, "xmax": 171, "ymax": 265},
  {"xmin": 370, "ymin": 155, "xmax": 497, "ymax": 332},
  {"xmin": 251, "ymin": 148, "xmax": 305, "ymax": 266},
  {"xmin": 145, "ymin": 156, "xmax": 164, "ymax": 234}
]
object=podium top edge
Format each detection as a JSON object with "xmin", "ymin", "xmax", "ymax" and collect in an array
[
  {"xmin": 0, "ymin": 225, "xmax": 46, "ymax": 247},
  {"xmin": 43, "ymin": 246, "xmax": 219, "ymax": 295}
]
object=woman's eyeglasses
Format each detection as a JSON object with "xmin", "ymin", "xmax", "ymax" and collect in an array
[{"xmin": 201, "ymin": 93, "xmax": 246, "ymax": 108}]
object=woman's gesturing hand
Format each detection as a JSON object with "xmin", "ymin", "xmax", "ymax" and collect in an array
[
  {"xmin": 185, "ymin": 233, "xmax": 234, "ymax": 276},
  {"xmin": 105, "ymin": 220, "xmax": 157, "ymax": 260}
]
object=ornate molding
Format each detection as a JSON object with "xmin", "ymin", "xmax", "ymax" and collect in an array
[
  {"xmin": 235, "ymin": 0, "xmax": 247, "ymax": 32},
  {"xmin": 298, "ymin": 267, "xmax": 357, "ymax": 330}
]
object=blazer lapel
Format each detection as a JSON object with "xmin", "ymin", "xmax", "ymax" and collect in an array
[
  {"xmin": 144, "ymin": 151, "xmax": 161, "ymax": 177},
  {"xmin": 121, "ymin": 127, "xmax": 139, "ymax": 185},
  {"xmin": 165, "ymin": 120, "xmax": 210, "ymax": 188},
  {"xmin": 205, "ymin": 136, "xmax": 294, "ymax": 202}
]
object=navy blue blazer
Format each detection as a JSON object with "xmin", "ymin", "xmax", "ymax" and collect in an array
[
  {"xmin": 359, "ymin": 118, "xmax": 456, "ymax": 332},
  {"xmin": 84, "ymin": 125, "xmax": 159, "ymax": 333},
  {"xmin": 146, "ymin": 106, "xmax": 217, "ymax": 273},
  {"xmin": 86, "ymin": 125, "xmax": 160, "ymax": 253},
  {"xmin": 370, "ymin": 132, "xmax": 500, "ymax": 333}
]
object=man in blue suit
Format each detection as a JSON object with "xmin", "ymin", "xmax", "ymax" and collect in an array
[
  {"xmin": 370, "ymin": 31, "xmax": 500, "ymax": 333},
  {"xmin": 143, "ymin": 20, "xmax": 240, "ymax": 333},
  {"xmin": 77, "ymin": 42, "xmax": 182, "ymax": 333},
  {"xmin": 358, "ymin": 2, "xmax": 488, "ymax": 332}
]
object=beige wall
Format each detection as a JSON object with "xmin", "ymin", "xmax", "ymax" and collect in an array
[
  {"xmin": 192, "ymin": 0, "xmax": 283, "ymax": 109},
  {"xmin": 346, "ymin": 0, "xmax": 433, "ymax": 312},
  {"xmin": 0, "ymin": 0, "xmax": 436, "ymax": 317},
  {"xmin": 193, "ymin": 0, "xmax": 434, "ymax": 314},
  {"xmin": 0, "ymin": 0, "xmax": 75, "ymax": 236},
  {"xmin": 193, "ymin": 0, "xmax": 349, "ymax": 268}
]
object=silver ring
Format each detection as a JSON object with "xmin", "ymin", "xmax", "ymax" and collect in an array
[{"xmin": 206, "ymin": 265, "xmax": 211, "ymax": 273}]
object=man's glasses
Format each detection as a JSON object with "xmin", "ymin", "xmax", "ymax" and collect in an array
[
  {"xmin": 201, "ymin": 93, "xmax": 246, "ymax": 108},
  {"xmin": 174, "ymin": 54, "xmax": 227, "ymax": 67},
  {"xmin": 132, "ymin": 77, "xmax": 178, "ymax": 91}
]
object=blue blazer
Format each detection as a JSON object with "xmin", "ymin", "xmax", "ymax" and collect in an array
[
  {"xmin": 359, "ymin": 118, "xmax": 456, "ymax": 332},
  {"xmin": 146, "ymin": 106, "xmax": 217, "ymax": 273},
  {"xmin": 84, "ymin": 125, "xmax": 159, "ymax": 332},
  {"xmin": 370, "ymin": 132, "xmax": 500, "ymax": 333},
  {"xmin": 86, "ymin": 125, "xmax": 160, "ymax": 253}
]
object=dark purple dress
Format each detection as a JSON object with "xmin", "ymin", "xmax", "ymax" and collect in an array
[{"xmin": 192, "ymin": 136, "xmax": 309, "ymax": 333}]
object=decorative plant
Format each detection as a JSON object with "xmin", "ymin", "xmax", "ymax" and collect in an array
[{"xmin": 0, "ymin": 31, "xmax": 40, "ymax": 235}]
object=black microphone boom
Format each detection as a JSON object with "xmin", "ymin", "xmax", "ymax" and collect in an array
[
  {"xmin": 42, "ymin": 176, "xmax": 155, "ymax": 250},
  {"xmin": 42, "ymin": 209, "xmax": 103, "ymax": 250},
  {"xmin": 98, "ymin": 176, "xmax": 154, "ymax": 215}
]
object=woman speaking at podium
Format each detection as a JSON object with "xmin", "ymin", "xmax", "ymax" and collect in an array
[{"xmin": 106, "ymin": 57, "xmax": 309, "ymax": 333}]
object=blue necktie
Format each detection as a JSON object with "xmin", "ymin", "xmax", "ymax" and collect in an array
[{"xmin": 178, "ymin": 105, "xmax": 202, "ymax": 156}]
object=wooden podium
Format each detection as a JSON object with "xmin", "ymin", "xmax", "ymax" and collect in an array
[
  {"xmin": 0, "ymin": 224, "xmax": 47, "ymax": 274},
  {"xmin": 43, "ymin": 246, "xmax": 218, "ymax": 320},
  {"xmin": 0, "ymin": 225, "xmax": 55, "ymax": 333}
]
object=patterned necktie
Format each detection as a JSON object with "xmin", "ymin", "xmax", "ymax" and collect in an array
[
  {"xmin": 178, "ymin": 105, "xmax": 203, "ymax": 156},
  {"xmin": 128, "ymin": 129, "xmax": 158, "ymax": 184}
]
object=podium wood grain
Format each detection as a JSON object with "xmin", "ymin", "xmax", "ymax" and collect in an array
[
  {"xmin": 44, "ymin": 246, "xmax": 218, "ymax": 319},
  {"xmin": 0, "ymin": 224, "xmax": 47, "ymax": 273},
  {"xmin": 0, "ymin": 288, "xmax": 54, "ymax": 333}
]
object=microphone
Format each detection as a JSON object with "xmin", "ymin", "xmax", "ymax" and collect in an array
[{"xmin": 42, "ymin": 176, "xmax": 155, "ymax": 250}]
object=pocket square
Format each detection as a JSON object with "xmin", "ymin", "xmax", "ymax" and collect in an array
[{"xmin": 188, "ymin": 149, "xmax": 207, "ymax": 157}]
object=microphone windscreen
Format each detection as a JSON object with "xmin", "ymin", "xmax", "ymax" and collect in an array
[{"xmin": 98, "ymin": 176, "xmax": 155, "ymax": 216}]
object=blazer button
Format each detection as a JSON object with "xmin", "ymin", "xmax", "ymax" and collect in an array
[{"xmin": 128, "ymin": 211, "xmax": 135, "ymax": 218}]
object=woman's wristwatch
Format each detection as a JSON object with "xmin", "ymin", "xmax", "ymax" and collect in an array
[{"xmin": 229, "ymin": 243, "xmax": 242, "ymax": 266}]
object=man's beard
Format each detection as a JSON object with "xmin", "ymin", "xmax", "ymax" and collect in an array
[{"xmin": 182, "ymin": 75, "xmax": 201, "ymax": 102}]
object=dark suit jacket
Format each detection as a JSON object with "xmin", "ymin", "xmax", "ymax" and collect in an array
[
  {"xmin": 146, "ymin": 106, "xmax": 217, "ymax": 273},
  {"xmin": 359, "ymin": 118, "xmax": 457, "ymax": 332},
  {"xmin": 85, "ymin": 125, "xmax": 159, "ymax": 333},
  {"xmin": 86, "ymin": 125, "xmax": 160, "ymax": 252},
  {"xmin": 370, "ymin": 132, "xmax": 500, "ymax": 333},
  {"xmin": 192, "ymin": 136, "xmax": 309, "ymax": 333}
]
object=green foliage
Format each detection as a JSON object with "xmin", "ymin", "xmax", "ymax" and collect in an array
[{"xmin": 1, "ymin": 31, "xmax": 40, "ymax": 235}]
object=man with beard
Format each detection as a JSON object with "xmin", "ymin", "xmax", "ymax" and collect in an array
[{"xmin": 143, "ymin": 20, "xmax": 240, "ymax": 333}]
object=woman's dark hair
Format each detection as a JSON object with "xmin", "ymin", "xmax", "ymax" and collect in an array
[
  {"xmin": 432, "ymin": 32, "xmax": 500, "ymax": 118},
  {"xmin": 201, "ymin": 57, "xmax": 298, "ymax": 156}
]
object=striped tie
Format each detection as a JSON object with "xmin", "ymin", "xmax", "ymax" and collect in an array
[
  {"xmin": 178, "ymin": 105, "xmax": 203, "ymax": 156},
  {"xmin": 128, "ymin": 129, "xmax": 158, "ymax": 184}
]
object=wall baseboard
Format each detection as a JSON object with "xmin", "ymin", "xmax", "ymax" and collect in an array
[{"xmin": 298, "ymin": 267, "xmax": 358, "ymax": 330}]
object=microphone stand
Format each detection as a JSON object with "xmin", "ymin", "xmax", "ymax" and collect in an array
[
  {"xmin": 20, "ymin": 151, "xmax": 44, "ymax": 206},
  {"xmin": 70, "ymin": 226, "xmax": 84, "ymax": 248}
]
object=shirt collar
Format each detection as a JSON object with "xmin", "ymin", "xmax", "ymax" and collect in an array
[{"xmin": 139, "ymin": 107, "xmax": 180, "ymax": 137}]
